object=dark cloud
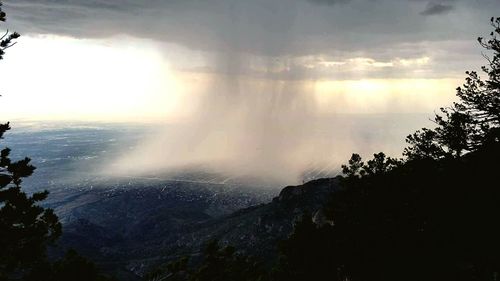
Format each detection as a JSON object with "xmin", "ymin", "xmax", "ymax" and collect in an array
[
  {"xmin": 307, "ymin": 0, "xmax": 351, "ymax": 5},
  {"xmin": 2, "ymin": 0, "xmax": 498, "ymax": 78},
  {"xmin": 2, "ymin": 0, "xmax": 470, "ymax": 53},
  {"xmin": 420, "ymin": 2, "xmax": 454, "ymax": 16}
]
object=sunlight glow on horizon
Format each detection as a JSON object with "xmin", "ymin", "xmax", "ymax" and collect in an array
[
  {"xmin": 313, "ymin": 78, "xmax": 459, "ymax": 114},
  {"xmin": 0, "ymin": 35, "xmax": 461, "ymax": 123},
  {"xmin": 0, "ymin": 35, "xmax": 188, "ymax": 122}
]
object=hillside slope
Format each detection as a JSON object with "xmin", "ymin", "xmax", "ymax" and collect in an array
[{"xmin": 55, "ymin": 178, "xmax": 339, "ymax": 279}]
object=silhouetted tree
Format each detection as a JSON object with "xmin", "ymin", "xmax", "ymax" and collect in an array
[
  {"xmin": 145, "ymin": 256, "xmax": 190, "ymax": 281},
  {"xmin": 341, "ymin": 152, "xmax": 401, "ymax": 179},
  {"xmin": 50, "ymin": 250, "xmax": 114, "ymax": 281},
  {"xmin": 405, "ymin": 17, "xmax": 500, "ymax": 160},
  {"xmin": 147, "ymin": 240, "xmax": 268, "ymax": 281},
  {"xmin": 457, "ymin": 18, "xmax": 500, "ymax": 144},
  {"xmin": 0, "ymin": 3, "xmax": 62, "ymax": 280},
  {"xmin": 0, "ymin": 2, "xmax": 19, "ymax": 61},
  {"xmin": 0, "ymin": 4, "xmax": 113, "ymax": 281},
  {"xmin": 272, "ymin": 214, "xmax": 342, "ymax": 281},
  {"xmin": 340, "ymin": 153, "xmax": 364, "ymax": 178},
  {"xmin": 190, "ymin": 240, "xmax": 267, "ymax": 281}
]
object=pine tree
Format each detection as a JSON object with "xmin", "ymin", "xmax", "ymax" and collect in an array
[
  {"xmin": 404, "ymin": 17, "xmax": 500, "ymax": 160},
  {"xmin": 0, "ymin": 3, "xmax": 61, "ymax": 280}
]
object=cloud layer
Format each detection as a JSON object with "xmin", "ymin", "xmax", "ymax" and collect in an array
[
  {"xmin": 4, "ymin": 0, "xmax": 497, "ymax": 70},
  {"xmin": 420, "ymin": 1, "xmax": 455, "ymax": 16}
]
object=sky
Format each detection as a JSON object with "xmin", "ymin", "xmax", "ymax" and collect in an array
[
  {"xmin": 1, "ymin": 0, "xmax": 497, "ymax": 120},
  {"xmin": 0, "ymin": 0, "xmax": 498, "ymax": 183}
]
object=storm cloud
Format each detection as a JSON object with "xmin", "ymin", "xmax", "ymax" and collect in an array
[
  {"xmin": 3, "ymin": 0, "xmax": 498, "ymax": 75},
  {"xmin": 420, "ymin": 2, "xmax": 454, "ymax": 16},
  {"xmin": 308, "ymin": 0, "xmax": 351, "ymax": 6}
]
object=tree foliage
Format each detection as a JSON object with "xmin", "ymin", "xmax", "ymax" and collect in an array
[
  {"xmin": 404, "ymin": 17, "xmax": 500, "ymax": 160},
  {"xmin": 0, "ymin": 4, "xmax": 62, "ymax": 279},
  {"xmin": 0, "ymin": 3, "xmax": 113, "ymax": 281},
  {"xmin": 272, "ymin": 214, "xmax": 341, "ymax": 281},
  {"xmin": 146, "ymin": 240, "xmax": 267, "ymax": 281},
  {"xmin": 341, "ymin": 152, "xmax": 401, "ymax": 179},
  {"xmin": 0, "ymin": 2, "xmax": 19, "ymax": 61}
]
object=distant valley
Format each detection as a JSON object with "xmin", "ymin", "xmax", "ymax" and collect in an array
[
  {"xmin": 2, "ymin": 122, "xmax": 284, "ymax": 279},
  {"xmin": 1, "ymin": 120, "xmax": 413, "ymax": 279}
]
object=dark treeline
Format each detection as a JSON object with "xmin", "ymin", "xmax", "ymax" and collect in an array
[{"xmin": 147, "ymin": 17, "xmax": 500, "ymax": 281}]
